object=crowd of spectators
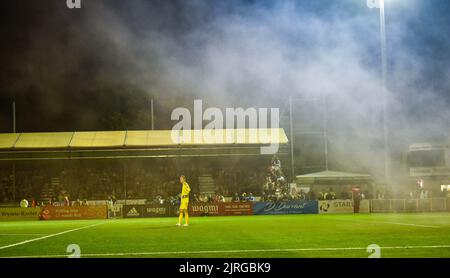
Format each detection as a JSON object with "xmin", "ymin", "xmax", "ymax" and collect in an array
[
  {"xmin": 0, "ymin": 166, "xmax": 44, "ymax": 203},
  {"xmin": 1, "ymin": 160, "xmax": 449, "ymax": 206}
]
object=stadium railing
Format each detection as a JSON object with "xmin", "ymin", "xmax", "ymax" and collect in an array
[{"xmin": 370, "ymin": 198, "xmax": 449, "ymax": 213}]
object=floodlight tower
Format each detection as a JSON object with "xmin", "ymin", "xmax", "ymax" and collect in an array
[{"xmin": 367, "ymin": 0, "xmax": 390, "ymax": 185}]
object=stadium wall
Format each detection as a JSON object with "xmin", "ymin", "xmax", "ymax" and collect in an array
[
  {"xmin": 2, "ymin": 198, "xmax": 444, "ymax": 222},
  {"xmin": 122, "ymin": 204, "xmax": 175, "ymax": 218},
  {"xmin": 119, "ymin": 202, "xmax": 254, "ymax": 218}
]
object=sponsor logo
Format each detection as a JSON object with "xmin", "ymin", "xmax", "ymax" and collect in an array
[
  {"xmin": 126, "ymin": 207, "xmax": 140, "ymax": 217},
  {"xmin": 334, "ymin": 201, "xmax": 353, "ymax": 208},
  {"xmin": 0, "ymin": 208, "xmax": 41, "ymax": 220},
  {"xmin": 146, "ymin": 207, "xmax": 166, "ymax": 214},
  {"xmin": 319, "ymin": 202, "xmax": 330, "ymax": 212},
  {"xmin": 318, "ymin": 200, "xmax": 355, "ymax": 214},
  {"xmin": 191, "ymin": 204, "xmax": 219, "ymax": 214},
  {"xmin": 0, "ymin": 210, "xmax": 39, "ymax": 217},
  {"xmin": 264, "ymin": 202, "xmax": 308, "ymax": 212}
]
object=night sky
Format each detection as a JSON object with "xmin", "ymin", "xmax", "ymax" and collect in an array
[{"xmin": 0, "ymin": 0, "xmax": 449, "ymax": 138}]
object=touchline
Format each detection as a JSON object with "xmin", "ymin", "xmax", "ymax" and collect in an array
[{"xmin": 171, "ymin": 100, "xmax": 280, "ymax": 154}]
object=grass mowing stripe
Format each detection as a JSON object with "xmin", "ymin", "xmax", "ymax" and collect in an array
[
  {"xmin": 0, "ymin": 234, "xmax": 48, "ymax": 236},
  {"xmin": 3, "ymin": 245, "xmax": 450, "ymax": 258},
  {"xmin": 325, "ymin": 215, "xmax": 442, "ymax": 228},
  {"xmin": 0, "ymin": 222, "xmax": 106, "ymax": 250}
]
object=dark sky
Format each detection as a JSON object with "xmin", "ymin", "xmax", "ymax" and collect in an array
[{"xmin": 0, "ymin": 0, "xmax": 449, "ymax": 136}]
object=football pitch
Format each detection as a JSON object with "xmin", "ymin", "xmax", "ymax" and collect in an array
[{"xmin": 1, "ymin": 213, "xmax": 450, "ymax": 258}]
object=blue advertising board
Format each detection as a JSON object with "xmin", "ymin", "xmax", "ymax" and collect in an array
[{"xmin": 253, "ymin": 201, "xmax": 318, "ymax": 215}]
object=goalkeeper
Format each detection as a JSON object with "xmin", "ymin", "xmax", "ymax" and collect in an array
[{"xmin": 177, "ymin": 175, "xmax": 191, "ymax": 227}]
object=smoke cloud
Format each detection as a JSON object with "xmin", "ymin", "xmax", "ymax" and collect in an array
[{"xmin": 1, "ymin": 0, "xmax": 449, "ymax": 184}]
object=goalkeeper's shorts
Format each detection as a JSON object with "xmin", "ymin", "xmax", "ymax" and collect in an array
[{"xmin": 180, "ymin": 199, "xmax": 189, "ymax": 210}]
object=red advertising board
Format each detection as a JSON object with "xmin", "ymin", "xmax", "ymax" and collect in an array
[
  {"xmin": 188, "ymin": 202, "xmax": 253, "ymax": 216},
  {"xmin": 40, "ymin": 205, "xmax": 107, "ymax": 220},
  {"xmin": 220, "ymin": 202, "xmax": 253, "ymax": 215}
]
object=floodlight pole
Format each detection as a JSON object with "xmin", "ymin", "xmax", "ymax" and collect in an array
[
  {"xmin": 379, "ymin": 0, "xmax": 390, "ymax": 186},
  {"xmin": 123, "ymin": 162, "xmax": 127, "ymax": 205},
  {"xmin": 368, "ymin": 0, "xmax": 390, "ymax": 185},
  {"xmin": 289, "ymin": 96, "xmax": 295, "ymax": 182},
  {"xmin": 12, "ymin": 101, "xmax": 16, "ymax": 202},
  {"xmin": 12, "ymin": 101, "xmax": 16, "ymax": 133},
  {"xmin": 322, "ymin": 95, "xmax": 329, "ymax": 171},
  {"xmin": 12, "ymin": 162, "xmax": 16, "ymax": 202},
  {"xmin": 150, "ymin": 97, "xmax": 155, "ymax": 130}
]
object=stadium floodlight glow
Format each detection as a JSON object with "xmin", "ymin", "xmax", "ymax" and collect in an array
[{"xmin": 367, "ymin": 0, "xmax": 390, "ymax": 186}]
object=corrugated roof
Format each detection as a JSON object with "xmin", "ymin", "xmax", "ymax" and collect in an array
[
  {"xmin": 14, "ymin": 132, "xmax": 73, "ymax": 149},
  {"xmin": 70, "ymin": 131, "xmax": 126, "ymax": 148},
  {"xmin": 0, "ymin": 133, "xmax": 20, "ymax": 149},
  {"xmin": 0, "ymin": 128, "xmax": 288, "ymax": 150}
]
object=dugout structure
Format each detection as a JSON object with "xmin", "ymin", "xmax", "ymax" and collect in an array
[{"xmin": 295, "ymin": 170, "xmax": 373, "ymax": 197}]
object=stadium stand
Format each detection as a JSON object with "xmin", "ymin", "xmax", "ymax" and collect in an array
[{"xmin": 0, "ymin": 129, "xmax": 288, "ymax": 204}]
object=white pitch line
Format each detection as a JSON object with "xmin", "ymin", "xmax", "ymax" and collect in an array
[
  {"xmin": 3, "ymin": 245, "xmax": 450, "ymax": 258},
  {"xmin": 364, "ymin": 221, "xmax": 441, "ymax": 229},
  {"xmin": 0, "ymin": 222, "xmax": 106, "ymax": 250}
]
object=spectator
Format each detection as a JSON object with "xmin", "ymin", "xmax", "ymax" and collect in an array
[
  {"xmin": 320, "ymin": 191, "xmax": 326, "ymax": 200},
  {"xmin": 110, "ymin": 194, "xmax": 117, "ymax": 205},
  {"xmin": 353, "ymin": 188, "xmax": 361, "ymax": 213},
  {"xmin": 193, "ymin": 194, "xmax": 200, "ymax": 203},
  {"xmin": 247, "ymin": 193, "xmax": 255, "ymax": 202},
  {"xmin": 271, "ymin": 155, "xmax": 281, "ymax": 174},
  {"xmin": 241, "ymin": 192, "xmax": 247, "ymax": 201},
  {"xmin": 327, "ymin": 188, "xmax": 336, "ymax": 200},
  {"xmin": 64, "ymin": 195, "xmax": 70, "ymax": 206},
  {"xmin": 233, "ymin": 193, "xmax": 240, "ymax": 202},
  {"xmin": 261, "ymin": 191, "xmax": 267, "ymax": 201},
  {"xmin": 218, "ymin": 194, "xmax": 225, "ymax": 202},
  {"xmin": 299, "ymin": 190, "xmax": 306, "ymax": 200}
]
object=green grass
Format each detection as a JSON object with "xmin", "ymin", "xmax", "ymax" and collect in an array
[{"xmin": 1, "ymin": 213, "xmax": 450, "ymax": 258}]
